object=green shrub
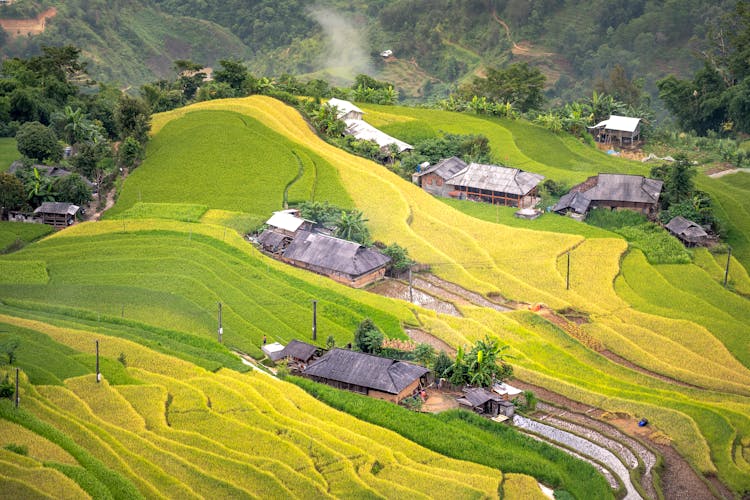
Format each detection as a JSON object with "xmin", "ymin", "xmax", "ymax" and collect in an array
[{"xmin": 3, "ymin": 443, "xmax": 28, "ymax": 455}]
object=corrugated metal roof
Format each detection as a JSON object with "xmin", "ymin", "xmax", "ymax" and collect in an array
[
  {"xmin": 34, "ymin": 202, "xmax": 80, "ymax": 216},
  {"xmin": 283, "ymin": 230, "xmax": 390, "ymax": 278},
  {"xmin": 591, "ymin": 115, "xmax": 641, "ymax": 133},
  {"xmin": 583, "ymin": 174, "xmax": 662, "ymax": 204},
  {"xmin": 265, "ymin": 210, "xmax": 307, "ymax": 233},
  {"xmin": 327, "ymin": 98, "xmax": 363, "ymax": 119},
  {"xmin": 457, "ymin": 387, "xmax": 500, "ymax": 407},
  {"xmin": 303, "ymin": 348, "xmax": 429, "ymax": 394},
  {"xmin": 447, "ymin": 163, "xmax": 544, "ymax": 195},
  {"xmin": 262, "ymin": 342, "xmax": 286, "ymax": 361},
  {"xmin": 344, "ymin": 119, "xmax": 413, "ymax": 152},
  {"xmin": 419, "ymin": 156, "xmax": 468, "ymax": 179}
]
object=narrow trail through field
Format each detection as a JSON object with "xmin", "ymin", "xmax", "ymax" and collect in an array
[{"xmin": 491, "ymin": 10, "xmax": 555, "ymax": 58}]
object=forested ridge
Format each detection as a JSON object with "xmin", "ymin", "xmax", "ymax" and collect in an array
[{"xmin": 0, "ymin": 0, "xmax": 737, "ymax": 107}]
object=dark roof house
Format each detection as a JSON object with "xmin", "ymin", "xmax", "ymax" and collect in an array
[
  {"xmin": 33, "ymin": 202, "xmax": 80, "ymax": 228},
  {"xmin": 665, "ymin": 216, "xmax": 709, "ymax": 246},
  {"xmin": 456, "ymin": 387, "xmax": 515, "ymax": 418},
  {"xmin": 281, "ymin": 230, "xmax": 390, "ymax": 288},
  {"xmin": 280, "ymin": 339, "xmax": 319, "ymax": 363},
  {"xmin": 556, "ymin": 173, "xmax": 663, "ymax": 216},
  {"xmin": 303, "ymin": 348, "xmax": 429, "ymax": 402}
]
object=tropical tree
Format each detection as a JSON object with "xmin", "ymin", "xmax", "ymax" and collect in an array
[
  {"xmin": 15, "ymin": 122, "xmax": 62, "ymax": 163},
  {"xmin": 0, "ymin": 173, "xmax": 26, "ymax": 214},
  {"xmin": 444, "ymin": 345, "xmax": 469, "ymax": 386},
  {"xmin": 353, "ymin": 318, "xmax": 383, "ymax": 354},
  {"xmin": 335, "ymin": 210, "xmax": 370, "ymax": 245},
  {"xmin": 53, "ymin": 174, "xmax": 92, "ymax": 206},
  {"xmin": 432, "ymin": 350, "xmax": 453, "ymax": 379},
  {"xmin": 412, "ymin": 343, "xmax": 436, "ymax": 367},
  {"xmin": 21, "ymin": 167, "xmax": 57, "ymax": 206},
  {"xmin": 466, "ymin": 336, "xmax": 514, "ymax": 387}
]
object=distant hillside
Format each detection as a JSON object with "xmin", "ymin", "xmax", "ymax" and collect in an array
[{"xmin": 0, "ymin": 0, "xmax": 735, "ymax": 105}]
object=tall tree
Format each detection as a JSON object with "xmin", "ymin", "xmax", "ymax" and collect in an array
[
  {"xmin": 114, "ymin": 95, "xmax": 151, "ymax": 144},
  {"xmin": 461, "ymin": 63, "xmax": 546, "ymax": 112},
  {"xmin": 15, "ymin": 122, "xmax": 62, "ymax": 163}
]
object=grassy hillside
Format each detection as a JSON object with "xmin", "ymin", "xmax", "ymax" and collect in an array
[
  {"xmin": 2, "ymin": 96, "xmax": 749, "ymax": 495},
  {"xmin": 166, "ymin": 96, "xmax": 749, "ymax": 495},
  {"xmin": 0, "ymin": 316, "xmax": 531, "ymax": 498},
  {"xmin": 108, "ymin": 109, "xmax": 352, "ymax": 220},
  {"xmin": 0, "ymin": 138, "xmax": 18, "ymax": 172}
]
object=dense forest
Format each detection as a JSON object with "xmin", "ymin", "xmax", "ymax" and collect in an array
[{"xmin": 0, "ymin": 0, "xmax": 737, "ymax": 110}]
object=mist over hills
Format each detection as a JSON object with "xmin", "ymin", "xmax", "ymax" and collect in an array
[{"xmin": 0, "ymin": 0, "xmax": 736, "ymax": 104}]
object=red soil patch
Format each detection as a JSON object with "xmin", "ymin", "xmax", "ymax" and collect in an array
[{"xmin": 0, "ymin": 7, "xmax": 56, "ymax": 37}]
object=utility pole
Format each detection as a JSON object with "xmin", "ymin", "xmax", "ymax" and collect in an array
[
  {"xmin": 566, "ymin": 251, "xmax": 571, "ymax": 290},
  {"xmin": 95, "ymin": 340, "xmax": 101, "ymax": 383},
  {"xmin": 14, "ymin": 368, "xmax": 19, "ymax": 408},
  {"xmin": 408, "ymin": 267, "xmax": 414, "ymax": 304},
  {"xmin": 312, "ymin": 300, "xmax": 317, "ymax": 341},
  {"xmin": 723, "ymin": 247, "xmax": 732, "ymax": 288},
  {"xmin": 217, "ymin": 302, "xmax": 223, "ymax": 343}
]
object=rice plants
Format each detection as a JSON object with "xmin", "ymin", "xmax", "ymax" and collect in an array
[
  {"xmin": 115, "ymin": 203, "xmax": 208, "ymax": 222},
  {"xmin": 0, "ymin": 261, "xmax": 48, "ymax": 285},
  {"xmin": 0, "ymin": 222, "xmax": 52, "ymax": 253}
]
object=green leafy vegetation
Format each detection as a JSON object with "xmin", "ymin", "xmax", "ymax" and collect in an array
[
  {"xmin": 0, "ymin": 222, "xmax": 52, "ymax": 253},
  {"xmin": 0, "ymin": 138, "xmax": 18, "ymax": 172}
]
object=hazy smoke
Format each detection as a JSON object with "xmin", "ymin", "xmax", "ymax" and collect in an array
[{"xmin": 307, "ymin": 6, "xmax": 372, "ymax": 80}]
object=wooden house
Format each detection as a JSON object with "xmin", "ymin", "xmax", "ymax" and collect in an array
[
  {"xmin": 264, "ymin": 209, "xmax": 313, "ymax": 238},
  {"xmin": 665, "ymin": 216, "xmax": 709, "ymax": 246},
  {"xmin": 33, "ymin": 202, "xmax": 79, "ymax": 228},
  {"xmin": 302, "ymin": 348, "xmax": 430, "ymax": 403},
  {"xmin": 457, "ymin": 387, "xmax": 515, "ymax": 418},
  {"xmin": 589, "ymin": 115, "xmax": 642, "ymax": 145},
  {"xmin": 556, "ymin": 173, "xmax": 662, "ymax": 215},
  {"xmin": 281, "ymin": 230, "xmax": 390, "ymax": 288}
]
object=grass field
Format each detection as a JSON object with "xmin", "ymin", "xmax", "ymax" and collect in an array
[
  {"xmin": 0, "ymin": 138, "xmax": 18, "ymax": 172},
  {"xmin": 0, "ymin": 222, "xmax": 53, "ymax": 254},
  {"xmin": 107, "ymin": 109, "xmax": 352, "ymax": 220},
  {"xmin": 2, "ymin": 96, "xmax": 750, "ymax": 496},
  {"xmin": 698, "ymin": 173, "xmax": 750, "ymax": 270},
  {"xmin": 0, "ymin": 316, "xmax": 550, "ymax": 499}
]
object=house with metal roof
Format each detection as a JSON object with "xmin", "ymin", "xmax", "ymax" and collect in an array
[
  {"xmin": 327, "ymin": 98, "xmax": 364, "ymax": 121},
  {"xmin": 665, "ymin": 216, "xmax": 709, "ymax": 246},
  {"xmin": 414, "ymin": 158, "xmax": 544, "ymax": 208},
  {"xmin": 552, "ymin": 191, "xmax": 592, "ymax": 215},
  {"xmin": 264, "ymin": 209, "xmax": 313, "ymax": 237},
  {"xmin": 589, "ymin": 115, "xmax": 642, "ymax": 145},
  {"xmin": 302, "ymin": 348, "xmax": 430, "ymax": 403},
  {"xmin": 457, "ymin": 387, "xmax": 515, "ymax": 418}
]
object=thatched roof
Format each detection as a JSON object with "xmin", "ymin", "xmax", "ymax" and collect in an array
[
  {"xmin": 303, "ymin": 348, "xmax": 429, "ymax": 394},
  {"xmin": 665, "ymin": 216, "xmax": 708, "ymax": 243},
  {"xmin": 418, "ymin": 156, "xmax": 468, "ymax": 179},
  {"xmin": 457, "ymin": 387, "xmax": 501, "ymax": 408},
  {"xmin": 34, "ymin": 202, "xmax": 80, "ymax": 216},
  {"xmin": 448, "ymin": 163, "xmax": 544, "ymax": 196},
  {"xmin": 283, "ymin": 230, "xmax": 390, "ymax": 279},
  {"xmin": 280, "ymin": 339, "xmax": 318, "ymax": 362},
  {"xmin": 581, "ymin": 174, "xmax": 662, "ymax": 204}
]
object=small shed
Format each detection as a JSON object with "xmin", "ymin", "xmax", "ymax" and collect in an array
[
  {"xmin": 303, "ymin": 348, "xmax": 430, "ymax": 403},
  {"xmin": 665, "ymin": 216, "xmax": 709, "ymax": 246},
  {"xmin": 563, "ymin": 173, "xmax": 663, "ymax": 215},
  {"xmin": 280, "ymin": 339, "xmax": 319, "ymax": 363},
  {"xmin": 457, "ymin": 387, "xmax": 505, "ymax": 417},
  {"xmin": 265, "ymin": 209, "xmax": 313, "ymax": 237},
  {"xmin": 261, "ymin": 342, "xmax": 286, "ymax": 362},
  {"xmin": 552, "ymin": 191, "xmax": 591, "ymax": 215},
  {"xmin": 33, "ymin": 202, "xmax": 79, "ymax": 228},
  {"xmin": 492, "ymin": 382, "xmax": 523, "ymax": 401},
  {"xmin": 589, "ymin": 115, "xmax": 642, "ymax": 145},
  {"xmin": 343, "ymin": 119, "xmax": 413, "ymax": 153},
  {"xmin": 327, "ymin": 98, "xmax": 364, "ymax": 121}
]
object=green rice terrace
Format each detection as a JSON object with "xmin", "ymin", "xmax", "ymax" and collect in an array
[{"xmin": 1, "ymin": 96, "xmax": 749, "ymax": 498}]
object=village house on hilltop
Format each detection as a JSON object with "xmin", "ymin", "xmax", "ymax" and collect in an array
[
  {"xmin": 257, "ymin": 209, "xmax": 390, "ymax": 288},
  {"xmin": 327, "ymin": 98, "xmax": 413, "ymax": 153},
  {"xmin": 589, "ymin": 115, "xmax": 642, "ymax": 146},
  {"xmin": 414, "ymin": 156, "xmax": 544, "ymax": 208}
]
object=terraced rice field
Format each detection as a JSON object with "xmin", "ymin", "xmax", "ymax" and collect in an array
[
  {"xmin": 0, "ymin": 315, "xmax": 540, "ymax": 498},
  {"xmin": 1, "ymin": 96, "xmax": 749, "ymax": 496},
  {"xmin": 155, "ymin": 96, "xmax": 748, "ymax": 494},
  {"xmin": 698, "ymin": 173, "xmax": 750, "ymax": 270}
]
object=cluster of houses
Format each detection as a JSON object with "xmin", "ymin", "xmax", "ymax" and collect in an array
[
  {"xmin": 256, "ymin": 209, "xmax": 391, "ymax": 288},
  {"xmin": 262, "ymin": 337, "xmax": 518, "ymax": 419}
]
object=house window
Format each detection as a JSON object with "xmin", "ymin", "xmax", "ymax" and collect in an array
[{"xmin": 426, "ymin": 177, "xmax": 433, "ymax": 185}]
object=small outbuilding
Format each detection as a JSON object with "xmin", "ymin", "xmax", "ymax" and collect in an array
[
  {"xmin": 665, "ymin": 216, "xmax": 709, "ymax": 246},
  {"xmin": 265, "ymin": 209, "xmax": 313, "ymax": 237},
  {"xmin": 552, "ymin": 191, "xmax": 592, "ymax": 216},
  {"xmin": 589, "ymin": 115, "xmax": 642, "ymax": 145},
  {"xmin": 327, "ymin": 98, "xmax": 364, "ymax": 121},
  {"xmin": 33, "ymin": 202, "xmax": 79, "ymax": 228},
  {"xmin": 302, "ymin": 348, "xmax": 430, "ymax": 403},
  {"xmin": 457, "ymin": 387, "xmax": 514, "ymax": 418},
  {"xmin": 261, "ymin": 342, "xmax": 286, "ymax": 362},
  {"xmin": 557, "ymin": 173, "xmax": 663, "ymax": 215}
]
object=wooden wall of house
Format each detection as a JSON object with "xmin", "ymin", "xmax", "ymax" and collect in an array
[{"xmin": 590, "ymin": 200, "xmax": 656, "ymax": 214}]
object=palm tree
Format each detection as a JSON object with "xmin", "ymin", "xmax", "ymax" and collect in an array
[
  {"xmin": 467, "ymin": 336, "xmax": 514, "ymax": 387},
  {"xmin": 335, "ymin": 210, "xmax": 370, "ymax": 245},
  {"xmin": 63, "ymin": 106, "xmax": 86, "ymax": 145}
]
